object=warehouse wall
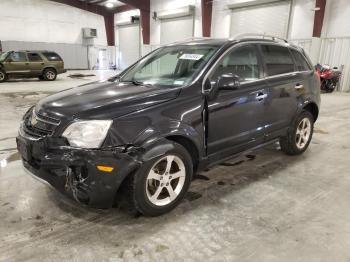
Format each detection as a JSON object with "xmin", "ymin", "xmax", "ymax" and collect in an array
[
  {"xmin": 289, "ymin": 0, "xmax": 315, "ymax": 39},
  {"xmin": 211, "ymin": 0, "xmax": 316, "ymax": 39},
  {"xmin": 322, "ymin": 0, "xmax": 350, "ymax": 38},
  {"xmin": 150, "ymin": 0, "xmax": 202, "ymax": 46},
  {"xmin": 0, "ymin": 0, "xmax": 110, "ymax": 69},
  {"xmin": 0, "ymin": 0, "xmax": 107, "ymax": 45}
]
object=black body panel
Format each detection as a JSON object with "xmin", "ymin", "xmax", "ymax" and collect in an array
[{"xmin": 17, "ymin": 38, "xmax": 321, "ymax": 208}]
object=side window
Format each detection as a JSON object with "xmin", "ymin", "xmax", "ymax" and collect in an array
[
  {"xmin": 42, "ymin": 52, "xmax": 62, "ymax": 61},
  {"xmin": 28, "ymin": 53, "xmax": 43, "ymax": 62},
  {"xmin": 8, "ymin": 52, "xmax": 27, "ymax": 62},
  {"xmin": 211, "ymin": 45, "xmax": 260, "ymax": 83},
  {"xmin": 290, "ymin": 49, "xmax": 311, "ymax": 71},
  {"xmin": 261, "ymin": 45, "xmax": 295, "ymax": 76}
]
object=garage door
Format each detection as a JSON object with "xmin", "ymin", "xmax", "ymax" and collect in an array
[
  {"xmin": 230, "ymin": 1, "xmax": 291, "ymax": 38},
  {"xmin": 118, "ymin": 23, "xmax": 140, "ymax": 69},
  {"xmin": 160, "ymin": 16, "xmax": 194, "ymax": 45}
]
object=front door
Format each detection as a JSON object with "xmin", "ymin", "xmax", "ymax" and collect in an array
[
  {"xmin": 4, "ymin": 52, "xmax": 30, "ymax": 75},
  {"xmin": 206, "ymin": 44, "xmax": 268, "ymax": 157}
]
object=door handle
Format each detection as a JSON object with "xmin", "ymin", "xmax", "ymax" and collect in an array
[
  {"xmin": 256, "ymin": 92, "xmax": 267, "ymax": 101},
  {"xmin": 295, "ymin": 83, "xmax": 304, "ymax": 90}
]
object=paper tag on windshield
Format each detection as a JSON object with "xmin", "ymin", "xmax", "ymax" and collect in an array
[{"xmin": 179, "ymin": 54, "xmax": 204, "ymax": 60}]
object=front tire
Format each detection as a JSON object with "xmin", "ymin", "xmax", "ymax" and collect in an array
[
  {"xmin": 280, "ymin": 110, "xmax": 314, "ymax": 155},
  {"xmin": 0, "ymin": 70, "xmax": 7, "ymax": 83},
  {"xmin": 126, "ymin": 142, "xmax": 193, "ymax": 217},
  {"xmin": 43, "ymin": 68, "xmax": 57, "ymax": 81}
]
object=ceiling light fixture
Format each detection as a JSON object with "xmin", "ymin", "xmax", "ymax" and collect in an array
[{"xmin": 105, "ymin": 2, "xmax": 114, "ymax": 8}]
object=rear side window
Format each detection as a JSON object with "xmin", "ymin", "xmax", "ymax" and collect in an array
[
  {"xmin": 28, "ymin": 53, "xmax": 43, "ymax": 62},
  {"xmin": 42, "ymin": 52, "xmax": 62, "ymax": 61},
  {"xmin": 290, "ymin": 49, "xmax": 311, "ymax": 71},
  {"xmin": 261, "ymin": 45, "xmax": 295, "ymax": 76}
]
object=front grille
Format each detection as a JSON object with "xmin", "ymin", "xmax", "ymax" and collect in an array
[{"xmin": 22, "ymin": 109, "xmax": 61, "ymax": 139}]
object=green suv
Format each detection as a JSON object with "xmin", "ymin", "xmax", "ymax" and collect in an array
[{"xmin": 0, "ymin": 50, "xmax": 66, "ymax": 82}]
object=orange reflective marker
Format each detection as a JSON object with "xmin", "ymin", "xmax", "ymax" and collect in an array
[{"xmin": 96, "ymin": 165, "xmax": 114, "ymax": 173}]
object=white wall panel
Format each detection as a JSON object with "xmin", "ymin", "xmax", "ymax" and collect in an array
[
  {"xmin": 288, "ymin": 0, "xmax": 315, "ymax": 39},
  {"xmin": 322, "ymin": 0, "xmax": 350, "ymax": 38},
  {"xmin": 118, "ymin": 24, "xmax": 141, "ymax": 69},
  {"xmin": 160, "ymin": 17, "xmax": 194, "ymax": 44},
  {"xmin": 150, "ymin": 0, "xmax": 201, "ymax": 45},
  {"xmin": 0, "ymin": 0, "xmax": 107, "ymax": 46},
  {"xmin": 230, "ymin": 1, "xmax": 291, "ymax": 38}
]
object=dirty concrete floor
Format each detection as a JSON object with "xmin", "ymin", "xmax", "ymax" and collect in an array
[{"xmin": 1, "ymin": 72, "xmax": 350, "ymax": 261}]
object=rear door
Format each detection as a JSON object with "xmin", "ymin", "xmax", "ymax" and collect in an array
[
  {"xmin": 27, "ymin": 52, "xmax": 44, "ymax": 75},
  {"xmin": 207, "ymin": 44, "xmax": 268, "ymax": 157},
  {"xmin": 4, "ymin": 52, "xmax": 30, "ymax": 75},
  {"xmin": 259, "ymin": 44, "xmax": 302, "ymax": 139}
]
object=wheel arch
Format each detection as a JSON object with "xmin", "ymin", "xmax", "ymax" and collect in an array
[
  {"xmin": 302, "ymin": 102, "xmax": 319, "ymax": 122},
  {"xmin": 165, "ymin": 135, "xmax": 199, "ymax": 173},
  {"xmin": 41, "ymin": 66, "xmax": 57, "ymax": 74}
]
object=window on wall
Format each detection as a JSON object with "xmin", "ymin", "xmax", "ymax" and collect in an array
[
  {"xmin": 261, "ymin": 45, "xmax": 295, "ymax": 76},
  {"xmin": 8, "ymin": 52, "xmax": 27, "ymax": 62},
  {"xmin": 28, "ymin": 53, "xmax": 43, "ymax": 62},
  {"xmin": 211, "ymin": 45, "xmax": 260, "ymax": 83},
  {"xmin": 290, "ymin": 49, "xmax": 311, "ymax": 71}
]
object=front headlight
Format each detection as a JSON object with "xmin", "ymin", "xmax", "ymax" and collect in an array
[{"xmin": 62, "ymin": 120, "xmax": 112, "ymax": 148}]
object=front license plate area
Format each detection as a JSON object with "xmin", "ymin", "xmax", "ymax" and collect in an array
[{"xmin": 17, "ymin": 138, "xmax": 32, "ymax": 162}]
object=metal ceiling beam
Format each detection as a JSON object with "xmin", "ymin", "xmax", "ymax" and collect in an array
[
  {"xmin": 201, "ymin": 0, "xmax": 213, "ymax": 37},
  {"xmin": 313, "ymin": 0, "xmax": 327, "ymax": 37}
]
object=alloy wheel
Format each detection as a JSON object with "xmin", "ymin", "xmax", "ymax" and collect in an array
[
  {"xmin": 0, "ymin": 72, "xmax": 5, "ymax": 81},
  {"xmin": 295, "ymin": 117, "xmax": 311, "ymax": 149},
  {"xmin": 146, "ymin": 155, "xmax": 186, "ymax": 206},
  {"xmin": 46, "ymin": 71, "xmax": 56, "ymax": 80}
]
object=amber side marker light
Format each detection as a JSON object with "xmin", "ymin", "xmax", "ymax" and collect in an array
[{"xmin": 96, "ymin": 165, "xmax": 114, "ymax": 172}]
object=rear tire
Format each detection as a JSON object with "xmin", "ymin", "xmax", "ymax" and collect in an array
[
  {"xmin": 125, "ymin": 142, "xmax": 193, "ymax": 217},
  {"xmin": 280, "ymin": 110, "xmax": 314, "ymax": 155},
  {"xmin": 0, "ymin": 70, "xmax": 7, "ymax": 83},
  {"xmin": 43, "ymin": 68, "xmax": 57, "ymax": 81}
]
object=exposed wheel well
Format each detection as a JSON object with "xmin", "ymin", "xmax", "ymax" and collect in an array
[
  {"xmin": 166, "ymin": 135, "xmax": 199, "ymax": 173},
  {"xmin": 303, "ymin": 103, "xmax": 319, "ymax": 121}
]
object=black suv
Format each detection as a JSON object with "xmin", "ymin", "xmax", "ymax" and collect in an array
[{"xmin": 16, "ymin": 36, "xmax": 320, "ymax": 216}]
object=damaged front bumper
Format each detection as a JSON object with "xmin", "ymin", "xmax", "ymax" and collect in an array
[{"xmin": 16, "ymin": 133, "xmax": 141, "ymax": 208}]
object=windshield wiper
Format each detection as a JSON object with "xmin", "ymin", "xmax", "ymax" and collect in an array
[
  {"xmin": 132, "ymin": 80, "xmax": 145, "ymax": 85},
  {"xmin": 107, "ymin": 75, "xmax": 120, "ymax": 82}
]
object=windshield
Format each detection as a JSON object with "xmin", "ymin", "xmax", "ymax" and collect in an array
[
  {"xmin": 0, "ymin": 52, "xmax": 9, "ymax": 62},
  {"xmin": 120, "ymin": 45, "xmax": 219, "ymax": 87}
]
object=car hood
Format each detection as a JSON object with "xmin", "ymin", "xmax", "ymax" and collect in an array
[{"xmin": 35, "ymin": 81, "xmax": 181, "ymax": 120}]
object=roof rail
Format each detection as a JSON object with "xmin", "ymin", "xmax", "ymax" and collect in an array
[
  {"xmin": 231, "ymin": 33, "xmax": 289, "ymax": 43},
  {"xmin": 184, "ymin": 37, "xmax": 212, "ymax": 41}
]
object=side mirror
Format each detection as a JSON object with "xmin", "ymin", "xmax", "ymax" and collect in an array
[
  {"xmin": 217, "ymin": 73, "xmax": 240, "ymax": 90},
  {"xmin": 6, "ymin": 58, "xmax": 13, "ymax": 63}
]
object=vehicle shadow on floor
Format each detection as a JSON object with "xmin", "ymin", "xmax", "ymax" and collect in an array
[{"xmin": 45, "ymin": 143, "xmax": 309, "ymax": 225}]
